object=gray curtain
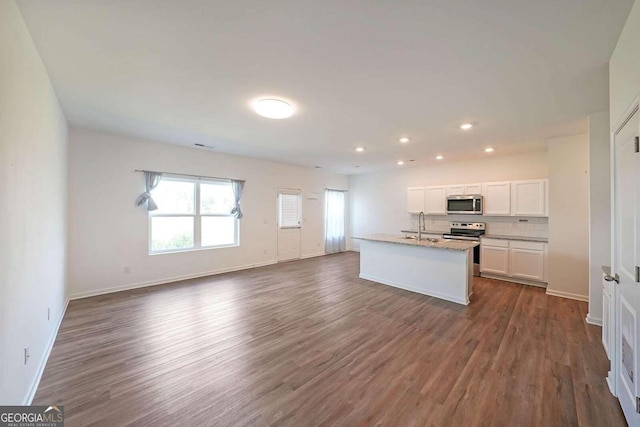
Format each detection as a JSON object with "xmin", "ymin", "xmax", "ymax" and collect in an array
[
  {"xmin": 135, "ymin": 172, "xmax": 163, "ymax": 211},
  {"xmin": 230, "ymin": 180, "xmax": 245, "ymax": 219}
]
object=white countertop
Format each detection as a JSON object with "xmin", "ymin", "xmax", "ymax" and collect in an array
[
  {"xmin": 400, "ymin": 229, "xmax": 447, "ymax": 235},
  {"xmin": 482, "ymin": 234, "xmax": 548, "ymax": 243},
  {"xmin": 401, "ymin": 230, "xmax": 548, "ymax": 244},
  {"xmin": 353, "ymin": 234, "xmax": 478, "ymax": 251}
]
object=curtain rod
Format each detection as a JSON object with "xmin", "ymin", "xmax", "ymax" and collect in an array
[
  {"xmin": 134, "ymin": 169, "xmax": 244, "ymax": 182},
  {"xmin": 325, "ymin": 188, "xmax": 348, "ymax": 192}
]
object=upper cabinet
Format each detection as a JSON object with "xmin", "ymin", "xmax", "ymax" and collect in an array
[
  {"xmin": 425, "ymin": 186, "xmax": 447, "ymax": 215},
  {"xmin": 482, "ymin": 182, "xmax": 511, "ymax": 216},
  {"xmin": 446, "ymin": 185, "xmax": 465, "ymax": 196},
  {"xmin": 511, "ymin": 179, "xmax": 548, "ymax": 217},
  {"xmin": 406, "ymin": 179, "xmax": 548, "ymax": 217},
  {"xmin": 407, "ymin": 187, "xmax": 425, "ymax": 213},
  {"xmin": 446, "ymin": 183, "xmax": 482, "ymax": 196},
  {"xmin": 464, "ymin": 183, "xmax": 483, "ymax": 195}
]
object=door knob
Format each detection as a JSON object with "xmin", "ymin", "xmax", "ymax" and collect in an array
[{"xmin": 604, "ymin": 274, "xmax": 620, "ymax": 284}]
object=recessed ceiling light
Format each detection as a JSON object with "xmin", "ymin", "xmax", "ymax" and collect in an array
[
  {"xmin": 252, "ymin": 98, "xmax": 294, "ymax": 119},
  {"xmin": 399, "ymin": 137, "xmax": 410, "ymax": 143},
  {"xmin": 436, "ymin": 155, "xmax": 444, "ymax": 160},
  {"xmin": 485, "ymin": 147, "xmax": 494, "ymax": 153},
  {"xmin": 355, "ymin": 147, "xmax": 365, "ymax": 152},
  {"xmin": 397, "ymin": 160, "xmax": 405, "ymax": 166},
  {"xmin": 460, "ymin": 123, "xmax": 473, "ymax": 130}
]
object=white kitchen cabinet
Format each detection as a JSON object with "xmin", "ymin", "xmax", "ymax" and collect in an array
[
  {"xmin": 509, "ymin": 241, "xmax": 545, "ymax": 282},
  {"xmin": 464, "ymin": 183, "xmax": 483, "ymax": 195},
  {"xmin": 446, "ymin": 183, "xmax": 482, "ymax": 196},
  {"xmin": 425, "ymin": 186, "xmax": 447, "ymax": 215},
  {"xmin": 482, "ymin": 182, "xmax": 511, "ymax": 216},
  {"xmin": 446, "ymin": 185, "xmax": 465, "ymax": 196},
  {"xmin": 480, "ymin": 239, "xmax": 510, "ymax": 275},
  {"xmin": 407, "ymin": 187, "xmax": 425, "ymax": 213},
  {"xmin": 480, "ymin": 238, "xmax": 547, "ymax": 285},
  {"xmin": 511, "ymin": 179, "xmax": 547, "ymax": 217}
]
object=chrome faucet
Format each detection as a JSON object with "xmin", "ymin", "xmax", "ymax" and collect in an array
[{"xmin": 418, "ymin": 211, "xmax": 425, "ymax": 241}]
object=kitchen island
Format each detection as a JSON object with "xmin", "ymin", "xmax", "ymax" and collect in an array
[{"xmin": 353, "ymin": 234, "xmax": 479, "ymax": 305}]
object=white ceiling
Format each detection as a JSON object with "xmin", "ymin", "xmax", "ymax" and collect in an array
[{"xmin": 17, "ymin": 0, "xmax": 633, "ymax": 174}]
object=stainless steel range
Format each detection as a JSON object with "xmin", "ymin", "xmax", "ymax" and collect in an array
[{"xmin": 442, "ymin": 222, "xmax": 485, "ymax": 276}]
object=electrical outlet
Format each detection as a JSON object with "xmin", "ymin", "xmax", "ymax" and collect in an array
[
  {"xmin": 263, "ymin": 249, "xmax": 268, "ymax": 255},
  {"xmin": 124, "ymin": 266, "xmax": 131, "ymax": 274},
  {"xmin": 24, "ymin": 346, "xmax": 30, "ymax": 365}
]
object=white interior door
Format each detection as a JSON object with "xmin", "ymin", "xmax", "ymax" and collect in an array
[
  {"xmin": 613, "ymin": 107, "xmax": 640, "ymax": 425},
  {"xmin": 277, "ymin": 189, "xmax": 301, "ymax": 262}
]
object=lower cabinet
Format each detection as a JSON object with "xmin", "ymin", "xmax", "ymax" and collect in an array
[
  {"xmin": 480, "ymin": 238, "xmax": 547, "ymax": 285},
  {"xmin": 479, "ymin": 240, "xmax": 509, "ymax": 275},
  {"xmin": 509, "ymin": 242, "xmax": 545, "ymax": 282}
]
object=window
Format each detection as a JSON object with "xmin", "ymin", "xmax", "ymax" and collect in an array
[
  {"xmin": 278, "ymin": 190, "xmax": 301, "ymax": 228},
  {"xmin": 149, "ymin": 177, "xmax": 239, "ymax": 253},
  {"xmin": 325, "ymin": 189, "xmax": 346, "ymax": 253}
]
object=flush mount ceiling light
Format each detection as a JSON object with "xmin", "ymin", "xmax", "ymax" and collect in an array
[
  {"xmin": 399, "ymin": 137, "xmax": 410, "ymax": 143},
  {"xmin": 355, "ymin": 147, "xmax": 365, "ymax": 152},
  {"xmin": 485, "ymin": 147, "xmax": 494, "ymax": 153},
  {"xmin": 460, "ymin": 123, "xmax": 473, "ymax": 130},
  {"xmin": 252, "ymin": 98, "xmax": 294, "ymax": 119},
  {"xmin": 397, "ymin": 160, "xmax": 405, "ymax": 166},
  {"xmin": 436, "ymin": 155, "xmax": 444, "ymax": 160}
]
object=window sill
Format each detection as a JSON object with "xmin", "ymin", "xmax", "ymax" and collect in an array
[{"xmin": 149, "ymin": 243, "xmax": 239, "ymax": 256}]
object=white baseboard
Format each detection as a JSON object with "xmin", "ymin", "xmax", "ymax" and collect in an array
[
  {"xmin": 479, "ymin": 273, "xmax": 547, "ymax": 288},
  {"xmin": 359, "ymin": 273, "xmax": 469, "ymax": 305},
  {"xmin": 301, "ymin": 252, "xmax": 326, "ymax": 259},
  {"xmin": 545, "ymin": 289, "xmax": 589, "ymax": 302},
  {"xmin": 68, "ymin": 260, "xmax": 277, "ymax": 300},
  {"xmin": 606, "ymin": 372, "xmax": 616, "ymax": 396},
  {"xmin": 23, "ymin": 298, "xmax": 70, "ymax": 405},
  {"xmin": 585, "ymin": 314, "xmax": 603, "ymax": 326}
]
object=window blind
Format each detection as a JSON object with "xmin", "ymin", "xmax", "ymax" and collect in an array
[{"xmin": 279, "ymin": 192, "xmax": 301, "ymax": 228}]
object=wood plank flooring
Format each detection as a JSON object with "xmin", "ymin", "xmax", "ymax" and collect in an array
[{"xmin": 35, "ymin": 252, "xmax": 624, "ymax": 426}]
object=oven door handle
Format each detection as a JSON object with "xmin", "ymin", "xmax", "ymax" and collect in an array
[{"xmin": 442, "ymin": 234, "xmax": 481, "ymax": 241}]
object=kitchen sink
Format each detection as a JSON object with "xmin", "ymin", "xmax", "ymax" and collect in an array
[{"xmin": 398, "ymin": 236, "xmax": 441, "ymax": 243}]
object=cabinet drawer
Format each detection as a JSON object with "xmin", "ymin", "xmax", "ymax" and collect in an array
[
  {"xmin": 481, "ymin": 238, "xmax": 509, "ymax": 248},
  {"xmin": 510, "ymin": 240, "xmax": 545, "ymax": 251}
]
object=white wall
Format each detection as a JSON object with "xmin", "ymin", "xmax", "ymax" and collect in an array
[
  {"xmin": 610, "ymin": 0, "xmax": 640, "ymax": 128},
  {"xmin": 349, "ymin": 151, "xmax": 548, "ymax": 249},
  {"xmin": 67, "ymin": 128, "xmax": 349, "ymax": 297},
  {"xmin": 0, "ymin": 1, "xmax": 68, "ymax": 404},
  {"xmin": 587, "ymin": 112, "xmax": 611, "ymax": 324},
  {"xmin": 547, "ymin": 134, "xmax": 590, "ymax": 301}
]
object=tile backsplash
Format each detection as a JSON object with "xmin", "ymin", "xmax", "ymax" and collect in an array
[{"xmin": 409, "ymin": 214, "xmax": 548, "ymax": 239}]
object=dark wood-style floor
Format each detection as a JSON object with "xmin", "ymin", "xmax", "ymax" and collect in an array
[{"xmin": 35, "ymin": 252, "xmax": 624, "ymax": 426}]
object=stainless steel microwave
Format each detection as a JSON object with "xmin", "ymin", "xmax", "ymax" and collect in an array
[{"xmin": 446, "ymin": 195, "xmax": 483, "ymax": 215}]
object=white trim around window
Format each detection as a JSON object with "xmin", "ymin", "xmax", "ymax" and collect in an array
[{"xmin": 148, "ymin": 176, "xmax": 239, "ymax": 254}]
